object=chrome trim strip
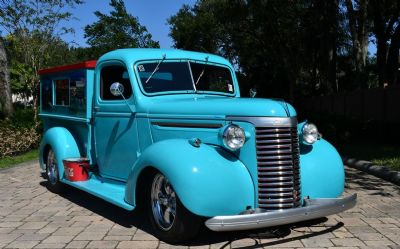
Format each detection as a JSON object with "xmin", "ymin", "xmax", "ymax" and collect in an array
[
  {"xmin": 256, "ymin": 138, "xmax": 293, "ymax": 144},
  {"xmin": 258, "ymin": 171, "xmax": 295, "ymax": 177},
  {"xmin": 138, "ymin": 113, "xmax": 226, "ymax": 120},
  {"xmin": 94, "ymin": 112, "xmax": 133, "ymax": 117},
  {"xmin": 256, "ymin": 128, "xmax": 292, "ymax": 133},
  {"xmin": 257, "ymin": 144, "xmax": 292, "ymax": 149},
  {"xmin": 257, "ymin": 149, "xmax": 293, "ymax": 155},
  {"xmin": 151, "ymin": 122, "xmax": 223, "ymax": 129},
  {"xmin": 226, "ymin": 116, "xmax": 297, "ymax": 127},
  {"xmin": 39, "ymin": 113, "xmax": 90, "ymax": 123},
  {"xmin": 205, "ymin": 194, "xmax": 357, "ymax": 232}
]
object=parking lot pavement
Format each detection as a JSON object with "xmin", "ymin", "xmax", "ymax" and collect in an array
[{"xmin": 1, "ymin": 161, "xmax": 400, "ymax": 249}]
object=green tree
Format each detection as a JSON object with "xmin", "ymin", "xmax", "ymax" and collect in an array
[
  {"xmin": 84, "ymin": 0, "xmax": 159, "ymax": 59},
  {"xmin": 6, "ymin": 34, "xmax": 74, "ymax": 105},
  {"xmin": 169, "ymin": 4, "xmax": 223, "ymax": 54},
  {"xmin": 169, "ymin": 0, "xmax": 343, "ymax": 101},
  {"xmin": 0, "ymin": 0, "xmax": 83, "ymax": 122}
]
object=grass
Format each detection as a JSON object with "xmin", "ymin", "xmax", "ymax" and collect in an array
[
  {"xmin": 338, "ymin": 143, "xmax": 400, "ymax": 171},
  {"xmin": 0, "ymin": 149, "xmax": 39, "ymax": 169}
]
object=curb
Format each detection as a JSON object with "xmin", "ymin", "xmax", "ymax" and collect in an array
[{"xmin": 343, "ymin": 157, "xmax": 400, "ymax": 186}]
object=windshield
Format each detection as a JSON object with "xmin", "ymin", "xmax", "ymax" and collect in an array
[{"xmin": 136, "ymin": 61, "xmax": 234, "ymax": 95}]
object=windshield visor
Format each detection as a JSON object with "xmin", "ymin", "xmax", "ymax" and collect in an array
[{"xmin": 136, "ymin": 61, "xmax": 235, "ymax": 95}]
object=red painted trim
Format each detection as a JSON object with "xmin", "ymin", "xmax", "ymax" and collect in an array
[{"xmin": 38, "ymin": 60, "xmax": 97, "ymax": 75}]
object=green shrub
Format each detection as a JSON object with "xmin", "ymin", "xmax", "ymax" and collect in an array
[
  {"xmin": 0, "ymin": 106, "xmax": 41, "ymax": 158},
  {"xmin": 0, "ymin": 123, "xmax": 40, "ymax": 158},
  {"xmin": 9, "ymin": 107, "xmax": 36, "ymax": 128}
]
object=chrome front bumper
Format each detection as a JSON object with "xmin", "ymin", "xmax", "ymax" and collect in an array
[{"xmin": 205, "ymin": 194, "xmax": 357, "ymax": 232}]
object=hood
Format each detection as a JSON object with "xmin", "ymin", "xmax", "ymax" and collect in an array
[{"xmin": 141, "ymin": 95, "xmax": 296, "ymax": 117}]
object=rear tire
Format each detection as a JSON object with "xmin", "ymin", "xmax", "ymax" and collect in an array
[
  {"xmin": 45, "ymin": 148, "xmax": 64, "ymax": 193},
  {"xmin": 146, "ymin": 172, "xmax": 202, "ymax": 243}
]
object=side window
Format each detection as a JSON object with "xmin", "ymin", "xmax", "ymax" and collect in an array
[
  {"xmin": 41, "ymin": 78, "xmax": 53, "ymax": 111},
  {"xmin": 54, "ymin": 79, "xmax": 70, "ymax": 106},
  {"xmin": 100, "ymin": 65, "xmax": 132, "ymax": 100}
]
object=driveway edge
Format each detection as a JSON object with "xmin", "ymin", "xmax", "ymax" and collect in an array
[
  {"xmin": 0, "ymin": 159, "xmax": 39, "ymax": 172},
  {"xmin": 343, "ymin": 157, "xmax": 400, "ymax": 186}
]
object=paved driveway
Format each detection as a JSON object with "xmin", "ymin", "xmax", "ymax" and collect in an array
[{"xmin": 1, "ymin": 161, "xmax": 400, "ymax": 249}]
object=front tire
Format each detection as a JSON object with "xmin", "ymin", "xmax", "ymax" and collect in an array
[
  {"xmin": 146, "ymin": 172, "xmax": 202, "ymax": 243},
  {"xmin": 45, "ymin": 148, "xmax": 64, "ymax": 193}
]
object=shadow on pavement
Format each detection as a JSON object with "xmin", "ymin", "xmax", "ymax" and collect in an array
[
  {"xmin": 345, "ymin": 167, "xmax": 400, "ymax": 196},
  {"xmin": 39, "ymin": 173, "xmax": 343, "ymax": 248},
  {"xmin": 184, "ymin": 218, "xmax": 343, "ymax": 248}
]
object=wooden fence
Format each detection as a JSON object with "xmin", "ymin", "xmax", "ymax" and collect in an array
[{"xmin": 299, "ymin": 85, "xmax": 400, "ymax": 123}]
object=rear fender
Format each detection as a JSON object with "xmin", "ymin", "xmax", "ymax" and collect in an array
[{"xmin": 39, "ymin": 127, "xmax": 81, "ymax": 178}]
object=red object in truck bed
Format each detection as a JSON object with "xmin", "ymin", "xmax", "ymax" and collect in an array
[{"xmin": 38, "ymin": 60, "xmax": 97, "ymax": 75}]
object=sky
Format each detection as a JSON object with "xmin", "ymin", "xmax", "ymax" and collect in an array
[
  {"xmin": 62, "ymin": 0, "xmax": 378, "ymax": 54},
  {"xmin": 59, "ymin": 0, "xmax": 197, "ymax": 48},
  {"xmin": 1, "ymin": 0, "xmax": 377, "ymax": 55}
]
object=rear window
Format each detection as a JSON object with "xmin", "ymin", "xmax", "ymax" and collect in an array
[{"xmin": 40, "ymin": 69, "xmax": 87, "ymax": 117}]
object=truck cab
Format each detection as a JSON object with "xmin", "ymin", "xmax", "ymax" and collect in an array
[{"xmin": 39, "ymin": 48, "xmax": 356, "ymax": 243}]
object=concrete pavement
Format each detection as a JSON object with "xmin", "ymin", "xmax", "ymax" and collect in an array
[{"xmin": 1, "ymin": 161, "xmax": 400, "ymax": 248}]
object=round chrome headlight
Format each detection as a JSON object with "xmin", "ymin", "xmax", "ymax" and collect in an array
[
  {"xmin": 222, "ymin": 124, "xmax": 245, "ymax": 151},
  {"xmin": 302, "ymin": 122, "xmax": 319, "ymax": 144}
]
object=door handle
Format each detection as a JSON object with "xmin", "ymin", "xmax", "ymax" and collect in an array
[{"xmin": 93, "ymin": 106, "xmax": 100, "ymax": 112}]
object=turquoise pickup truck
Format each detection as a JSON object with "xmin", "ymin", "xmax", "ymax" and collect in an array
[{"xmin": 38, "ymin": 48, "xmax": 356, "ymax": 243}]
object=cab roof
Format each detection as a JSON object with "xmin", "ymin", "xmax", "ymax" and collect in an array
[
  {"xmin": 98, "ymin": 48, "xmax": 231, "ymax": 66},
  {"xmin": 38, "ymin": 49, "xmax": 231, "ymax": 75}
]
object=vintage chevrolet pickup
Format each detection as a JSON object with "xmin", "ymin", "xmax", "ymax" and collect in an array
[{"xmin": 38, "ymin": 48, "xmax": 356, "ymax": 242}]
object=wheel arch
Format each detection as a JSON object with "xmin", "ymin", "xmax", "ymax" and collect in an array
[
  {"xmin": 134, "ymin": 166, "xmax": 158, "ymax": 208},
  {"xmin": 42, "ymin": 144, "xmax": 51, "ymax": 167},
  {"xmin": 39, "ymin": 127, "xmax": 81, "ymax": 177}
]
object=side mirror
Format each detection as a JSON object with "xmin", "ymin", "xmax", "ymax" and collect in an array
[
  {"xmin": 249, "ymin": 87, "xmax": 257, "ymax": 98},
  {"xmin": 108, "ymin": 81, "xmax": 135, "ymax": 113},
  {"xmin": 110, "ymin": 82, "xmax": 125, "ymax": 96}
]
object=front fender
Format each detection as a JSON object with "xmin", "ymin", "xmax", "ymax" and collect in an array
[
  {"xmin": 125, "ymin": 139, "xmax": 255, "ymax": 217},
  {"xmin": 299, "ymin": 138, "xmax": 345, "ymax": 198},
  {"xmin": 39, "ymin": 127, "xmax": 81, "ymax": 178}
]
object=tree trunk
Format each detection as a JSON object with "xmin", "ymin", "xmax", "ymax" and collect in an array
[
  {"xmin": 387, "ymin": 24, "xmax": 400, "ymax": 85},
  {"xmin": 374, "ymin": 19, "xmax": 389, "ymax": 87},
  {"xmin": 376, "ymin": 36, "xmax": 388, "ymax": 86},
  {"xmin": 371, "ymin": 0, "xmax": 400, "ymax": 87},
  {"xmin": 326, "ymin": 0, "xmax": 338, "ymax": 93},
  {"xmin": 32, "ymin": 94, "xmax": 38, "ymax": 123},
  {"xmin": 29, "ymin": 76, "xmax": 39, "ymax": 123},
  {"xmin": 344, "ymin": 0, "xmax": 369, "ymax": 87},
  {"xmin": 0, "ymin": 37, "xmax": 13, "ymax": 117}
]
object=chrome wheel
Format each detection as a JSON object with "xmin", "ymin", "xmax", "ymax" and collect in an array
[
  {"xmin": 151, "ymin": 173, "xmax": 176, "ymax": 231},
  {"xmin": 46, "ymin": 149, "xmax": 59, "ymax": 185}
]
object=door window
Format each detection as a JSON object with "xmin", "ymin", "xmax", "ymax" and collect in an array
[{"xmin": 100, "ymin": 65, "xmax": 132, "ymax": 100}]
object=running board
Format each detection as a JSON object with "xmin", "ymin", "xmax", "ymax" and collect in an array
[{"xmin": 60, "ymin": 175, "xmax": 135, "ymax": 211}]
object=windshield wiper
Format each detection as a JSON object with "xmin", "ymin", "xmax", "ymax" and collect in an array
[
  {"xmin": 145, "ymin": 54, "xmax": 166, "ymax": 84},
  {"xmin": 194, "ymin": 56, "xmax": 209, "ymax": 85}
]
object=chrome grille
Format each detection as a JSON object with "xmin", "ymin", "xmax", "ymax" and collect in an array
[{"xmin": 256, "ymin": 126, "xmax": 301, "ymax": 210}]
